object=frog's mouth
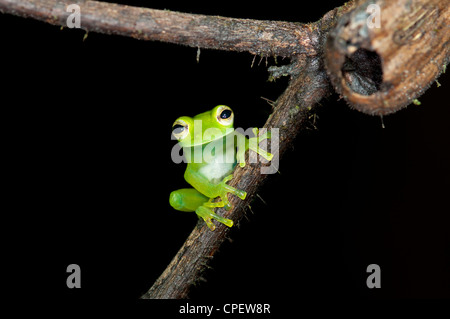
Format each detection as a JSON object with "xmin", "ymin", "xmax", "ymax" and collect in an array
[
  {"xmin": 185, "ymin": 129, "xmax": 235, "ymax": 147},
  {"xmin": 181, "ymin": 131, "xmax": 238, "ymax": 165}
]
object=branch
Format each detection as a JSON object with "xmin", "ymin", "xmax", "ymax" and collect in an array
[
  {"xmin": 2, "ymin": 0, "xmax": 448, "ymax": 114},
  {"xmin": 0, "ymin": 0, "xmax": 316, "ymax": 57}
]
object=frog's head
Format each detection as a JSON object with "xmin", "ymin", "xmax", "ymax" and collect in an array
[{"xmin": 172, "ymin": 105, "xmax": 234, "ymax": 147}]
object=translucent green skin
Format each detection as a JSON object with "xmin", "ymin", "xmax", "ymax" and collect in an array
[{"xmin": 169, "ymin": 105, "xmax": 272, "ymax": 231}]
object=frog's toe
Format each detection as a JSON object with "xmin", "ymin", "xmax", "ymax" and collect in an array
[
  {"xmin": 219, "ymin": 194, "xmax": 232, "ymax": 210},
  {"xmin": 252, "ymin": 127, "xmax": 271, "ymax": 141},
  {"xmin": 259, "ymin": 130, "xmax": 271, "ymax": 141},
  {"xmin": 196, "ymin": 205, "xmax": 233, "ymax": 230},
  {"xmin": 203, "ymin": 216, "xmax": 216, "ymax": 231},
  {"xmin": 235, "ymin": 189, "xmax": 247, "ymax": 200},
  {"xmin": 221, "ymin": 174, "xmax": 234, "ymax": 184},
  {"xmin": 224, "ymin": 184, "xmax": 247, "ymax": 201}
]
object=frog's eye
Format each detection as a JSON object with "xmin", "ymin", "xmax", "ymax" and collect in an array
[
  {"xmin": 172, "ymin": 120, "xmax": 189, "ymax": 140},
  {"xmin": 216, "ymin": 105, "xmax": 233, "ymax": 126}
]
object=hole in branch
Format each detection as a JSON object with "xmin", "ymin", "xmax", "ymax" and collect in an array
[{"xmin": 341, "ymin": 48, "xmax": 383, "ymax": 96}]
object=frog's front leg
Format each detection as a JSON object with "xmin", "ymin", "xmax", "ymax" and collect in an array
[{"xmin": 236, "ymin": 128, "xmax": 273, "ymax": 168}]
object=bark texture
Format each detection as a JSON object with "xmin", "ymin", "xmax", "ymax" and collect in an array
[
  {"xmin": 0, "ymin": 0, "xmax": 314, "ymax": 57},
  {"xmin": 325, "ymin": 0, "xmax": 449, "ymax": 115}
]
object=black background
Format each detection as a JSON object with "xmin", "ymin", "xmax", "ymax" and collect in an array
[{"xmin": 4, "ymin": 0, "xmax": 449, "ymax": 309}]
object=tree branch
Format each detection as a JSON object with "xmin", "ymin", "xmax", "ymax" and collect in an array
[{"xmin": 0, "ymin": 0, "xmax": 316, "ymax": 57}]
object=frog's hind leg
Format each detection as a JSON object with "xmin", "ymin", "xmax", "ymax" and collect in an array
[
  {"xmin": 169, "ymin": 188, "xmax": 233, "ymax": 230},
  {"xmin": 196, "ymin": 205, "xmax": 233, "ymax": 231},
  {"xmin": 169, "ymin": 188, "xmax": 208, "ymax": 212}
]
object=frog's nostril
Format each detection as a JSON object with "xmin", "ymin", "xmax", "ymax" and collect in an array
[{"xmin": 194, "ymin": 133, "xmax": 203, "ymax": 141}]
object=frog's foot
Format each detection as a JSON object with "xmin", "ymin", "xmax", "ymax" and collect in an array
[
  {"xmin": 238, "ymin": 128, "xmax": 273, "ymax": 168},
  {"xmin": 196, "ymin": 205, "xmax": 233, "ymax": 231},
  {"xmin": 196, "ymin": 176, "xmax": 246, "ymax": 230},
  {"xmin": 218, "ymin": 175, "xmax": 246, "ymax": 210},
  {"xmin": 203, "ymin": 198, "xmax": 224, "ymax": 208},
  {"xmin": 249, "ymin": 128, "xmax": 273, "ymax": 161},
  {"xmin": 236, "ymin": 146, "xmax": 246, "ymax": 168}
]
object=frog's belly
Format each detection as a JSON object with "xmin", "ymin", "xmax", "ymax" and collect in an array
[{"xmin": 198, "ymin": 160, "xmax": 235, "ymax": 184}]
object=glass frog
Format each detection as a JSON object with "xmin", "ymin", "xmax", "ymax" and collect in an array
[{"xmin": 169, "ymin": 105, "xmax": 273, "ymax": 230}]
